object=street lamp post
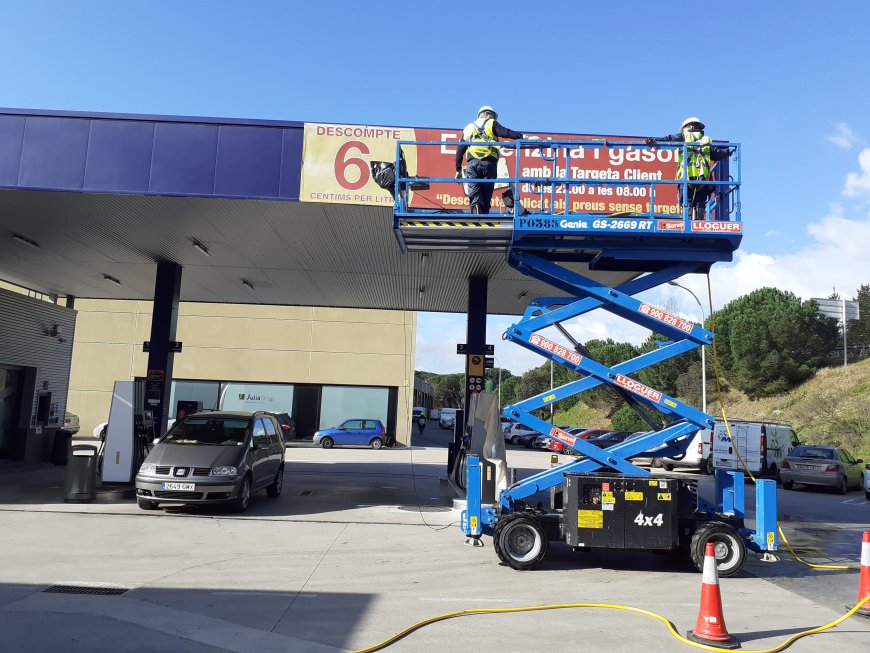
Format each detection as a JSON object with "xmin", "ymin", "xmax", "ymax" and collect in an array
[
  {"xmin": 494, "ymin": 357, "xmax": 502, "ymax": 415},
  {"xmin": 668, "ymin": 281, "xmax": 707, "ymax": 413}
]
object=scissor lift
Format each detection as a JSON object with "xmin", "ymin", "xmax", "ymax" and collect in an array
[{"xmin": 392, "ymin": 138, "xmax": 778, "ymax": 575}]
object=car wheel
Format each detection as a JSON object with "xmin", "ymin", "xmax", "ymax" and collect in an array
[
  {"xmin": 231, "ymin": 476, "xmax": 251, "ymax": 513},
  {"xmin": 137, "ymin": 497, "xmax": 159, "ymax": 510},
  {"xmin": 704, "ymin": 457, "xmax": 714, "ymax": 475},
  {"xmin": 510, "ymin": 435, "xmax": 520, "ymax": 445},
  {"xmin": 320, "ymin": 437, "xmax": 334, "ymax": 449},
  {"xmin": 768, "ymin": 464, "xmax": 778, "ymax": 482},
  {"xmin": 370, "ymin": 438, "xmax": 383, "ymax": 450},
  {"xmin": 690, "ymin": 521, "xmax": 746, "ymax": 578},
  {"xmin": 493, "ymin": 513, "xmax": 549, "ymax": 571},
  {"xmin": 838, "ymin": 475, "xmax": 848, "ymax": 495},
  {"xmin": 266, "ymin": 465, "xmax": 283, "ymax": 498},
  {"xmin": 782, "ymin": 480, "xmax": 794, "ymax": 490}
]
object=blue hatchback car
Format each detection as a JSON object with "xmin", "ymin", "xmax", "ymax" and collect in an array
[{"xmin": 313, "ymin": 419, "xmax": 387, "ymax": 449}]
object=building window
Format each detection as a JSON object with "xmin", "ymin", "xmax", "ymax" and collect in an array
[
  {"xmin": 168, "ymin": 381, "xmax": 220, "ymax": 419},
  {"xmin": 319, "ymin": 386, "xmax": 388, "ymax": 429}
]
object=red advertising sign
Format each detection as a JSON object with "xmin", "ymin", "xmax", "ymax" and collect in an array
[
  {"xmin": 550, "ymin": 427, "xmax": 577, "ymax": 447},
  {"xmin": 614, "ymin": 374, "xmax": 663, "ymax": 403},
  {"xmin": 529, "ymin": 333, "xmax": 583, "ymax": 365},
  {"xmin": 637, "ymin": 303, "xmax": 695, "ymax": 333},
  {"xmin": 301, "ymin": 122, "xmax": 683, "ymax": 214},
  {"xmin": 690, "ymin": 221, "xmax": 743, "ymax": 233},
  {"xmin": 657, "ymin": 219, "xmax": 685, "ymax": 232}
]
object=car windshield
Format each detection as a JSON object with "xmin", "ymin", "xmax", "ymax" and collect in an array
[
  {"xmin": 789, "ymin": 446, "xmax": 834, "ymax": 460},
  {"xmin": 163, "ymin": 417, "xmax": 249, "ymax": 446}
]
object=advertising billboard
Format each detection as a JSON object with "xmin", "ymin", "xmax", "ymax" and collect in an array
[{"xmin": 300, "ymin": 122, "xmax": 684, "ymax": 214}]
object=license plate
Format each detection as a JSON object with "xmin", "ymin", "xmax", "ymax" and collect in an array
[
  {"xmin": 161, "ymin": 482, "xmax": 195, "ymax": 491},
  {"xmin": 797, "ymin": 464, "xmax": 814, "ymax": 470}
]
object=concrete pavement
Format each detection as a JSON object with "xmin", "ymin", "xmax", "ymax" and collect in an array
[{"xmin": 0, "ymin": 441, "xmax": 868, "ymax": 652}]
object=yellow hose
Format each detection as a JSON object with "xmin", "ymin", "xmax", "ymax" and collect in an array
[{"xmin": 353, "ymin": 596, "xmax": 870, "ymax": 653}]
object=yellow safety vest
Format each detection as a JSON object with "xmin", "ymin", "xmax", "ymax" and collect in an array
[
  {"xmin": 465, "ymin": 118, "xmax": 499, "ymax": 160},
  {"xmin": 677, "ymin": 131, "xmax": 712, "ymax": 180}
]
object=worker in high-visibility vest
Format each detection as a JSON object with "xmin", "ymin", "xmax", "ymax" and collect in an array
[
  {"xmin": 455, "ymin": 106, "xmax": 531, "ymax": 214},
  {"xmin": 645, "ymin": 117, "xmax": 729, "ymax": 220}
]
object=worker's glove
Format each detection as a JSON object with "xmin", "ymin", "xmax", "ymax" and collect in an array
[
  {"xmin": 455, "ymin": 171, "xmax": 463, "ymax": 179},
  {"xmin": 644, "ymin": 137, "xmax": 656, "ymax": 146}
]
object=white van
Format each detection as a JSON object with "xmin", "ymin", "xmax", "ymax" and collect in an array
[
  {"xmin": 711, "ymin": 420, "xmax": 800, "ymax": 479},
  {"xmin": 439, "ymin": 408, "xmax": 458, "ymax": 429},
  {"xmin": 429, "ymin": 408, "xmax": 440, "ymax": 420},
  {"xmin": 657, "ymin": 429, "xmax": 713, "ymax": 474}
]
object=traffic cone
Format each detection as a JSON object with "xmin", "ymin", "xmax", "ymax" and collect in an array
[
  {"xmin": 853, "ymin": 531, "xmax": 870, "ymax": 618},
  {"xmin": 687, "ymin": 542, "xmax": 740, "ymax": 649}
]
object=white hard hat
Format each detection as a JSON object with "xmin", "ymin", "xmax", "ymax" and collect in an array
[
  {"xmin": 477, "ymin": 105, "xmax": 498, "ymax": 119},
  {"xmin": 681, "ymin": 116, "xmax": 705, "ymax": 130}
]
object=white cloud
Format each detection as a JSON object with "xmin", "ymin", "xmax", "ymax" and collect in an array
[
  {"xmin": 844, "ymin": 148, "xmax": 870, "ymax": 197},
  {"xmin": 827, "ymin": 122, "xmax": 859, "ymax": 149}
]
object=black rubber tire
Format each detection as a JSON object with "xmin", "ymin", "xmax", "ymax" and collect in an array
[
  {"xmin": 704, "ymin": 457, "xmax": 714, "ymax": 475},
  {"xmin": 690, "ymin": 521, "xmax": 746, "ymax": 578},
  {"xmin": 767, "ymin": 464, "xmax": 778, "ymax": 481},
  {"xmin": 662, "ymin": 463, "xmax": 674, "ymax": 472},
  {"xmin": 782, "ymin": 480, "xmax": 794, "ymax": 490},
  {"xmin": 493, "ymin": 513, "xmax": 549, "ymax": 571},
  {"xmin": 137, "ymin": 497, "xmax": 159, "ymax": 510},
  {"xmin": 230, "ymin": 476, "xmax": 251, "ymax": 513},
  {"xmin": 266, "ymin": 465, "xmax": 283, "ymax": 497},
  {"xmin": 865, "ymin": 490, "xmax": 870, "ymax": 501},
  {"xmin": 838, "ymin": 475, "xmax": 848, "ymax": 495},
  {"xmin": 370, "ymin": 438, "xmax": 383, "ymax": 450},
  {"xmin": 510, "ymin": 435, "xmax": 520, "ymax": 445},
  {"xmin": 320, "ymin": 437, "xmax": 334, "ymax": 449}
]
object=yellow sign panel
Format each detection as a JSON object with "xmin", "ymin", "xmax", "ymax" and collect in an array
[
  {"xmin": 300, "ymin": 123, "xmax": 416, "ymax": 206},
  {"xmin": 467, "ymin": 354, "xmax": 485, "ymax": 377},
  {"xmin": 625, "ymin": 491, "xmax": 643, "ymax": 501},
  {"xmin": 602, "ymin": 491, "xmax": 615, "ymax": 504},
  {"xmin": 649, "ymin": 480, "xmax": 659, "ymax": 486},
  {"xmin": 766, "ymin": 531, "xmax": 775, "ymax": 545},
  {"xmin": 470, "ymin": 516, "xmax": 478, "ymax": 529},
  {"xmin": 578, "ymin": 510, "xmax": 604, "ymax": 529},
  {"xmin": 657, "ymin": 493, "xmax": 672, "ymax": 501},
  {"xmin": 664, "ymin": 399, "xmax": 677, "ymax": 408},
  {"xmin": 543, "ymin": 394, "xmax": 556, "ymax": 403}
]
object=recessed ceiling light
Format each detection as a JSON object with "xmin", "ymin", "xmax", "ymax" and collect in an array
[
  {"xmin": 12, "ymin": 233, "xmax": 41, "ymax": 249},
  {"xmin": 191, "ymin": 238, "xmax": 210, "ymax": 257},
  {"xmin": 241, "ymin": 278, "xmax": 254, "ymax": 290},
  {"xmin": 102, "ymin": 274, "xmax": 122, "ymax": 285}
]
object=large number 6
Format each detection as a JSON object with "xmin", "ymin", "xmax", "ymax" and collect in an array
[{"xmin": 335, "ymin": 141, "xmax": 371, "ymax": 190}]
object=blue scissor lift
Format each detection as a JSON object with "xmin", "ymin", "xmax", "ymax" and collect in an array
[{"xmin": 392, "ymin": 138, "xmax": 778, "ymax": 576}]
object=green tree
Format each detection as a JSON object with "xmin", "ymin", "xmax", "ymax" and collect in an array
[
  {"xmin": 712, "ymin": 287, "xmax": 839, "ymax": 398},
  {"xmin": 847, "ymin": 284, "xmax": 870, "ymax": 351},
  {"xmin": 610, "ymin": 404, "xmax": 668, "ymax": 432}
]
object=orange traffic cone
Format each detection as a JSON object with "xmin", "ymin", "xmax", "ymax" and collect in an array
[
  {"xmin": 854, "ymin": 530, "xmax": 870, "ymax": 618},
  {"xmin": 687, "ymin": 542, "xmax": 740, "ymax": 649}
]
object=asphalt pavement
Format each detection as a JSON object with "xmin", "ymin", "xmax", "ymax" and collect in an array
[{"xmin": 0, "ymin": 430, "xmax": 868, "ymax": 653}]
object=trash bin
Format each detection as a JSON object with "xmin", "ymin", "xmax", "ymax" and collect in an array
[
  {"xmin": 50, "ymin": 430, "xmax": 71, "ymax": 466},
  {"xmin": 64, "ymin": 444, "xmax": 98, "ymax": 503}
]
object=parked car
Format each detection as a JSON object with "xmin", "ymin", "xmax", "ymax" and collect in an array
[
  {"xmin": 439, "ymin": 408, "xmax": 458, "ymax": 429},
  {"xmin": 412, "ymin": 406, "xmax": 426, "ymax": 422},
  {"xmin": 656, "ymin": 429, "xmax": 712, "ymax": 473},
  {"xmin": 313, "ymin": 419, "xmax": 387, "ymax": 449},
  {"xmin": 548, "ymin": 428, "xmax": 609, "ymax": 454},
  {"xmin": 93, "ymin": 421, "xmax": 108, "ymax": 439},
  {"xmin": 429, "ymin": 408, "xmax": 440, "ymax": 420},
  {"xmin": 268, "ymin": 411, "xmax": 296, "ymax": 441},
  {"xmin": 780, "ymin": 445, "xmax": 865, "ymax": 494},
  {"xmin": 60, "ymin": 411, "xmax": 80, "ymax": 436},
  {"xmin": 587, "ymin": 431, "xmax": 632, "ymax": 448},
  {"xmin": 135, "ymin": 411, "xmax": 286, "ymax": 513},
  {"xmin": 865, "ymin": 462, "xmax": 870, "ymax": 500},
  {"xmin": 506, "ymin": 423, "xmax": 540, "ymax": 446}
]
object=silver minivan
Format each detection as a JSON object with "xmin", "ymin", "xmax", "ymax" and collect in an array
[{"xmin": 135, "ymin": 411, "xmax": 286, "ymax": 513}]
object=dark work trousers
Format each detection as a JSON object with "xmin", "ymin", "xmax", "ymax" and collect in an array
[
  {"xmin": 465, "ymin": 158, "xmax": 498, "ymax": 214},
  {"xmin": 678, "ymin": 179, "xmax": 713, "ymax": 219}
]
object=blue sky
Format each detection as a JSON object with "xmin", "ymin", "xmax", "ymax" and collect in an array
[{"xmin": 3, "ymin": 1, "xmax": 869, "ymax": 374}]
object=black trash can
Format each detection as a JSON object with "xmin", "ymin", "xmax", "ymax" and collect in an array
[
  {"xmin": 64, "ymin": 444, "xmax": 98, "ymax": 503},
  {"xmin": 50, "ymin": 430, "xmax": 71, "ymax": 466}
]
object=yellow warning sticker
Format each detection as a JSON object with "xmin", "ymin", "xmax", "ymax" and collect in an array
[
  {"xmin": 470, "ymin": 516, "xmax": 478, "ymax": 529},
  {"xmin": 625, "ymin": 491, "xmax": 643, "ymax": 501},
  {"xmin": 664, "ymin": 399, "xmax": 677, "ymax": 408},
  {"xmin": 602, "ymin": 491, "xmax": 615, "ymax": 504},
  {"xmin": 767, "ymin": 531, "xmax": 775, "ymax": 545},
  {"xmin": 649, "ymin": 480, "xmax": 659, "ymax": 486},
  {"xmin": 578, "ymin": 510, "xmax": 604, "ymax": 529},
  {"xmin": 657, "ymin": 493, "xmax": 672, "ymax": 501}
]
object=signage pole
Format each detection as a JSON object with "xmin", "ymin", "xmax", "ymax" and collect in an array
[{"xmin": 843, "ymin": 298, "xmax": 848, "ymax": 368}]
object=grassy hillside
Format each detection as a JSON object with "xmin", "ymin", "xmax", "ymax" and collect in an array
[{"xmin": 552, "ymin": 358, "xmax": 870, "ymax": 459}]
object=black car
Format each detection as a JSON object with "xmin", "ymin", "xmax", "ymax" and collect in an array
[
  {"xmin": 135, "ymin": 411, "xmax": 286, "ymax": 513},
  {"xmin": 269, "ymin": 411, "xmax": 297, "ymax": 440},
  {"xmin": 588, "ymin": 431, "xmax": 632, "ymax": 448}
]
